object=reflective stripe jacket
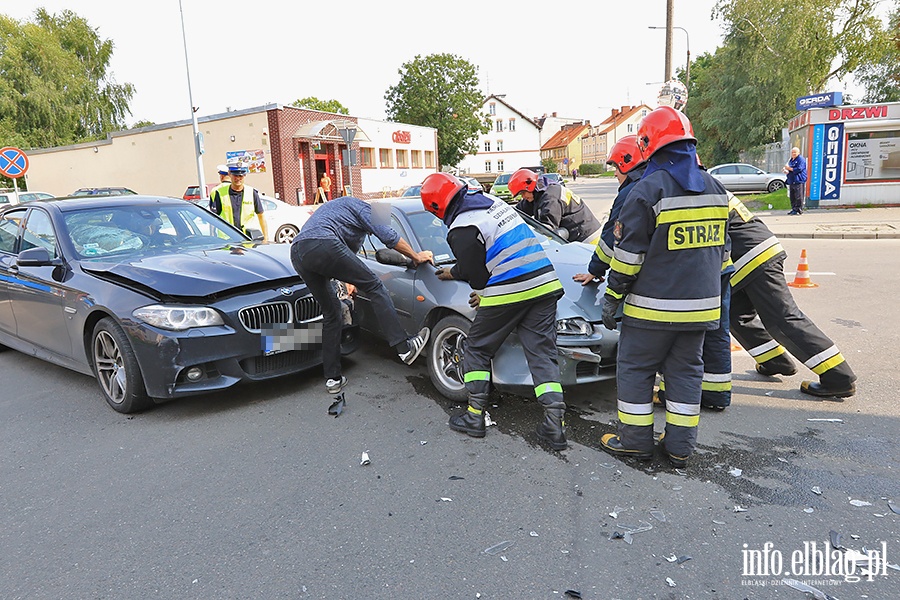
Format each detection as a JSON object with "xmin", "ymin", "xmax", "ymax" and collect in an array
[
  {"xmin": 605, "ymin": 170, "xmax": 729, "ymax": 330},
  {"xmin": 515, "ymin": 180, "xmax": 601, "ymax": 243},
  {"xmin": 448, "ymin": 194, "xmax": 562, "ymax": 307},
  {"xmin": 588, "ymin": 165, "xmax": 646, "ymax": 278},
  {"xmin": 213, "ymin": 185, "xmax": 257, "ymax": 231},
  {"xmin": 727, "ymin": 193, "xmax": 786, "ymax": 290}
]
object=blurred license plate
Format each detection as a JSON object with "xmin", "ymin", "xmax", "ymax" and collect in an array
[{"xmin": 261, "ymin": 323, "xmax": 323, "ymax": 355}]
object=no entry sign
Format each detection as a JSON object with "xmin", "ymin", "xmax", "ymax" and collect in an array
[{"xmin": 0, "ymin": 147, "xmax": 29, "ymax": 178}]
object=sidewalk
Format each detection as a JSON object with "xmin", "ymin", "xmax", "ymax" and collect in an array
[{"xmin": 752, "ymin": 206, "xmax": 900, "ymax": 239}]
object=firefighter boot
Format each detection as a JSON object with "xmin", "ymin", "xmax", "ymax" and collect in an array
[
  {"xmin": 536, "ymin": 403, "xmax": 567, "ymax": 451},
  {"xmin": 449, "ymin": 394, "xmax": 488, "ymax": 438}
]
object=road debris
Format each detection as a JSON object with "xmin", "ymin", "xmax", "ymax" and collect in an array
[
  {"xmin": 665, "ymin": 577, "xmax": 676, "ymax": 587},
  {"xmin": 420, "ymin": 440, "xmax": 427, "ymax": 445},
  {"xmin": 500, "ymin": 556, "xmax": 508, "ymax": 562},
  {"xmin": 529, "ymin": 531, "xmax": 539, "ymax": 537},
  {"xmin": 807, "ymin": 418, "xmax": 843, "ymax": 423},
  {"xmin": 804, "ymin": 508, "xmax": 815, "ymax": 513},
  {"xmin": 360, "ymin": 451, "xmax": 371, "ymax": 466},
  {"xmin": 849, "ymin": 499, "xmax": 872, "ymax": 507},
  {"xmin": 484, "ymin": 411, "xmax": 495, "ymax": 427},
  {"xmin": 483, "ymin": 541, "xmax": 513, "ymax": 555},
  {"xmin": 439, "ymin": 497, "xmax": 452, "ymax": 502},
  {"xmin": 728, "ymin": 468, "xmax": 743, "ymax": 477},
  {"xmin": 733, "ymin": 505, "xmax": 748, "ymax": 513},
  {"xmin": 564, "ymin": 590, "xmax": 582, "ymax": 599},
  {"xmin": 676, "ymin": 555, "xmax": 692, "ymax": 565},
  {"xmin": 328, "ymin": 393, "xmax": 346, "ymax": 417},
  {"xmin": 650, "ymin": 510, "xmax": 667, "ymax": 522},
  {"xmin": 448, "ymin": 475, "xmax": 464, "ymax": 480},
  {"xmin": 665, "ymin": 554, "xmax": 677, "ymax": 562},
  {"xmin": 829, "ymin": 530, "xmax": 842, "ymax": 550},
  {"xmin": 609, "ymin": 506, "xmax": 624, "ymax": 519},
  {"xmin": 712, "ymin": 520, "xmax": 726, "ymax": 525},
  {"xmin": 811, "ymin": 486, "xmax": 823, "ymax": 495},
  {"xmin": 777, "ymin": 457, "xmax": 789, "ymax": 463},
  {"xmin": 889, "ymin": 501, "xmax": 900, "ymax": 515}
]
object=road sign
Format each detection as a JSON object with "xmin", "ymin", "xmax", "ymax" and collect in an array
[{"xmin": 0, "ymin": 147, "xmax": 29, "ymax": 178}]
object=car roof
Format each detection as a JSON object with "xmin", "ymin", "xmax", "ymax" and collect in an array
[{"xmin": 1, "ymin": 195, "xmax": 191, "ymax": 213}]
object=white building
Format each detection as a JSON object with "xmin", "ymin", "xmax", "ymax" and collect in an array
[{"xmin": 456, "ymin": 94, "xmax": 542, "ymax": 176}]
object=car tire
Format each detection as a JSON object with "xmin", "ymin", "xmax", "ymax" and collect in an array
[
  {"xmin": 91, "ymin": 317, "xmax": 152, "ymax": 414},
  {"xmin": 427, "ymin": 314, "xmax": 471, "ymax": 402},
  {"xmin": 768, "ymin": 179, "xmax": 786, "ymax": 193},
  {"xmin": 275, "ymin": 224, "xmax": 299, "ymax": 244}
]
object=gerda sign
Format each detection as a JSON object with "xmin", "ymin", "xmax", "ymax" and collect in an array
[{"xmin": 809, "ymin": 123, "xmax": 844, "ymax": 201}]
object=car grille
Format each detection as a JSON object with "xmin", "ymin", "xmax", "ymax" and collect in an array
[
  {"xmin": 239, "ymin": 301, "xmax": 292, "ymax": 333},
  {"xmin": 242, "ymin": 349, "xmax": 320, "ymax": 377},
  {"xmin": 295, "ymin": 296, "xmax": 322, "ymax": 322}
]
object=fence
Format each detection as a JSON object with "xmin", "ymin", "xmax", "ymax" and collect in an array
[{"xmin": 740, "ymin": 141, "xmax": 790, "ymax": 173}]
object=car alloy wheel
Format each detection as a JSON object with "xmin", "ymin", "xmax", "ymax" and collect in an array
[
  {"xmin": 91, "ymin": 317, "xmax": 151, "ymax": 413},
  {"xmin": 768, "ymin": 179, "xmax": 785, "ymax": 193},
  {"xmin": 275, "ymin": 224, "xmax": 299, "ymax": 244},
  {"xmin": 427, "ymin": 315, "xmax": 471, "ymax": 402}
]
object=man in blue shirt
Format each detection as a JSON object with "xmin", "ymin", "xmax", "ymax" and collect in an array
[{"xmin": 784, "ymin": 147, "xmax": 808, "ymax": 215}]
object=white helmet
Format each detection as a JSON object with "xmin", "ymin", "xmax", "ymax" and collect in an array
[{"xmin": 657, "ymin": 79, "xmax": 688, "ymax": 112}]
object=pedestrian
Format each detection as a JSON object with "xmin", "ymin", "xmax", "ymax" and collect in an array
[
  {"xmin": 727, "ymin": 192, "xmax": 856, "ymax": 397},
  {"xmin": 599, "ymin": 106, "xmax": 730, "ymax": 467},
  {"xmin": 573, "ymin": 135, "xmax": 647, "ymax": 286},
  {"xmin": 784, "ymin": 147, "xmax": 807, "ymax": 215},
  {"xmin": 290, "ymin": 196, "xmax": 432, "ymax": 394},
  {"xmin": 319, "ymin": 172, "xmax": 332, "ymax": 202},
  {"xmin": 209, "ymin": 162, "xmax": 268, "ymax": 240},
  {"xmin": 420, "ymin": 172, "xmax": 568, "ymax": 450},
  {"xmin": 509, "ymin": 168, "xmax": 603, "ymax": 244},
  {"xmin": 572, "ymin": 167, "xmax": 578, "ymax": 181}
]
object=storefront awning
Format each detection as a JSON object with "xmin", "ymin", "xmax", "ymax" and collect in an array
[{"xmin": 293, "ymin": 119, "xmax": 371, "ymax": 142}]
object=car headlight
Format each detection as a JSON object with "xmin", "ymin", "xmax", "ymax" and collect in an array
[
  {"xmin": 133, "ymin": 305, "xmax": 224, "ymax": 330},
  {"xmin": 556, "ymin": 317, "xmax": 593, "ymax": 336}
]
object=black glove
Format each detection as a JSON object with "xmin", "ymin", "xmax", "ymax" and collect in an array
[{"xmin": 602, "ymin": 296, "xmax": 621, "ymax": 331}]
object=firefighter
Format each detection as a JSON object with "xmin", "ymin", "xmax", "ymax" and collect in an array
[
  {"xmin": 509, "ymin": 168, "xmax": 603, "ymax": 244},
  {"xmin": 727, "ymin": 193, "xmax": 856, "ymax": 397},
  {"xmin": 599, "ymin": 107, "xmax": 729, "ymax": 467},
  {"xmin": 573, "ymin": 135, "xmax": 647, "ymax": 286},
  {"xmin": 420, "ymin": 172, "xmax": 568, "ymax": 450}
]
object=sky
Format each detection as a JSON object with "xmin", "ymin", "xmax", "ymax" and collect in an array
[{"xmin": 2, "ymin": 0, "xmax": 873, "ymax": 129}]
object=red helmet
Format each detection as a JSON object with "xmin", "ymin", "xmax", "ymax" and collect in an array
[
  {"xmin": 421, "ymin": 172, "xmax": 464, "ymax": 219},
  {"xmin": 606, "ymin": 135, "xmax": 645, "ymax": 174},
  {"xmin": 508, "ymin": 168, "xmax": 539, "ymax": 197},
  {"xmin": 636, "ymin": 106, "xmax": 696, "ymax": 159}
]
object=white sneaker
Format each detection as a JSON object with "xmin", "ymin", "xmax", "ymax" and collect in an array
[
  {"xmin": 326, "ymin": 376, "xmax": 347, "ymax": 394},
  {"xmin": 399, "ymin": 327, "xmax": 430, "ymax": 365}
]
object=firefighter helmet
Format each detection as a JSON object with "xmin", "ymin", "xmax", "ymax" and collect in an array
[
  {"xmin": 508, "ymin": 168, "xmax": 539, "ymax": 197},
  {"xmin": 606, "ymin": 135, "xmax": 645, "ymax": 174},
  {"xmin": 421, "ymin": 172, "xmax": 465, "ymax": 220},
  {"xmin": 636, "ymin": 106, "xmax": 696, "ymax": 159}
]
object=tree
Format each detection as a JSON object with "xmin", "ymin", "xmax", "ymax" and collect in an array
[
  {"xmin": 290, "ymin": 97, "xmax": 349, "ymax": 115},
  {"xmin": 0, "ymin": 9, "xmax": 133, "ymax": 148},
  {"xmin": 687, "ymin": 0, "xmax": 888, "ymax": 159},
  {"xmin": 384, "ymin": 54, "xmax": 489, "ymax": 169},
  {"xmin": 857, "ymin": 3, "xmax": 900, "ymax": 102}
]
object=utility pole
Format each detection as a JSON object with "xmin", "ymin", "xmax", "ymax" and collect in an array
[
  {"xmin": 665, "ymin": 0, "xmax": 674, "ymax": 82},
  {"xmin": 179, "ymin": 0, "xmax": 207, "ymax": 201}
]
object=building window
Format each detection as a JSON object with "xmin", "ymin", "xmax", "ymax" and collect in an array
[
  {"xmin": 508, "ymin": 119, "xmax": 516, "ymax": 132},
  {"xmin": 411, "ymin": 150, "xmax": 422, "ymax": 168},
  {"xmin": 396, "ymin": 149, "xmax": 409, "ymax": 168},
  {"xmin": 627, "ymin": 123, "xmax": 634, "ymax": 133},
  {"xmin": 379, "ymin": 148, "xmax": 393, "ymax": 168},
  {"xmin": 498, "ymin": 159, "xmax": 504, "ymax": 171},
  {"xmin": 485, "ymin": 118, "xmax": 492, "ymax": 130},
  {"xmin": 424, "ymin": 151, "xmax": 435, "ymax": 168},
  {"xmin": 497, "ymin": 140, "xmax": 503, "ymax": 152},
  {"xmin": 641, "ymin": 109, "xmax": 648, "ymax": 117},
  {"xmin": 485, "ymin": 161, "xmax": 492, "ymax": 172},
  {"xmin": 361, "ymin": 147, "xmax": 375, "ymax": 167},
  {"xmin": 489, "ymin": 103, "xmax": 496, "ymax": 115},
  {"xmin": 495, "ymin": 119, "xmax": 504, "ymax": 132},
  {"xmin": 482, "ymin": 141, "xmax": 490, "ymax": 152}
]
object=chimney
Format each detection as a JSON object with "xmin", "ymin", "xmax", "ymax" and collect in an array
[{"xmin": 621, "ymin": 105, "xmax": 630, "ymax": 113}]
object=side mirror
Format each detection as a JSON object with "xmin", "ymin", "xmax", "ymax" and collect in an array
[
  {"xmin": 17, "ymin": 246, "xmax": 56, "ymax": 266},
  {"xmin": 375, "ymin": 248, "xmax": 413, "ymax": 268},
  {"xmin": 246, "ymin": 228, "xmax": 265, "ymax": 242}
]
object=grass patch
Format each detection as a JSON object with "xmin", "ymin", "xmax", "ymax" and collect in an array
[{"xmin": 738, "ymin": 188, "xmax": 790, "ymax": 211}]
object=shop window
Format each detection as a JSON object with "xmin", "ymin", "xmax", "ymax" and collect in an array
[
  {"xmin": 379, "ymin": 148, "xmax": 393, "ymax": 168},
  {"xmin": 484, "ymin": 141, "xmax": 491, "ymax": 152},
  {"xmin": 411, "ymin": 151, "xmax": 422, "ymax": 168},
  {"xmin": 361, "ymin": 147, "xmax": 375, "ymax": 167},
  {"xmin": 508, "ymin": 119, "xmax": 516, "ymax": 132},
  {"xmin": 846, "ymin": 129, "xmax": 900, "ymax": 182},
  {"xmin": 396, "ymin": 149, "xmax": 409, "ymax": 169},
  {"xmin": 424, "ymin": 151, "xmax": 435, "ymax": 168},
  {"xmin": 497, "ymin": 140, "xmax": 503, "ymax": 152}
]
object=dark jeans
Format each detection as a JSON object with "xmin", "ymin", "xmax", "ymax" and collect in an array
[
  {"xmin": 291, "ymin": 238, "xmax": 409, "ymax": 380},
  {"xmin": 789, "ymin": 183, "xmax": 805, "ymax": 213}
]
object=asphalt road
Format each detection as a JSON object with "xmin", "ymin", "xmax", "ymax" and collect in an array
[{"xmin": 2, "ymin": 182, "xmax": 898, "ymax": 599}]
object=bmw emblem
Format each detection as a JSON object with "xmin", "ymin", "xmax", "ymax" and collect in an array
[{"xmin": 279, "ymin": 288, "xmax": 292, "ymax": 296}]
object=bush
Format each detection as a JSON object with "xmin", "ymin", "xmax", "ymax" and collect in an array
[{"xmin": 577, "ymin": 163, "xmax": 606, "ymax": 175}]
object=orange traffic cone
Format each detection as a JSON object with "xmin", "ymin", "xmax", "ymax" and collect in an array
[
  {"xmin": 730, "ymin": 339, "xmax": 742, "ymax": 352},
  {"xmin": 787, "ymin": 249, "xmax": 819, "ymax": 288}
]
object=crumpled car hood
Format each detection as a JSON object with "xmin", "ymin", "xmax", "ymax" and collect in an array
[
  {"xmin": 543, "ymin": 241, "xmax": 607, "ymax": 321},
  {"xmin": 81, "ymin": 243, "xmax": 298, "ymax": 297}
]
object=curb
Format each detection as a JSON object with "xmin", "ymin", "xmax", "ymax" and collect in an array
[{"xmin": 777, "ymin": 232, "xmax": 900, "ymax": 240}]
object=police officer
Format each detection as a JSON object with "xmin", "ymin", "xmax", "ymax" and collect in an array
[
  {"xmin": 209, "ymin": 163, "xmax": 268, "ymax": 240},
  {"xmin": 727, "ymin": 192, "xmax": 856, "ymax": 397},
  {"xmin": 509, "ymin": 168, "xmax": 603, "ymax": 244},
  {"xmin": 574, "ymin": 135, "xmax": 647, "ymax": 286},
  {"xmin": 216, "ymin": 164, "xmax": 231, "ymax": 184},
  {"xmin": 420, "ymin": 172, "xmax": 568, "ymax": 450},
  {"xmin": 599, "ymin": 107, "xmax": 729, "ymax": 467}
]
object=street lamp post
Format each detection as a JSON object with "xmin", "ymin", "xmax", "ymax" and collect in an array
[
  {"xmin": 179, "ymin": 0, "xmax": 207, "ymax": 201},
  {"xmin": 648, "ymin": 25, "xmax": 690, "ymax": 88}
]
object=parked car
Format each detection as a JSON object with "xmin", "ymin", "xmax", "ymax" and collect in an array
[
  {"xmin": 0, "ymin": 196, "xmax": 356, "ymax": 413},
  {"xmin": 258, "ymin": 195, "xmax": 318, "ymax": 244},
  {"xmin": 400, "ymin": 184, "xmax": 422, "ymax": 198},
  {"xmin": 183, "ymin": 183, "xmax": 221, "ymax": 202},
  {"xmin": 490, "ymin": 173, "xmax": 512, "ymax": 201},
  {"xmin": 402, "ymin": 177, "xmax": 482, "ymax": 199},
  {"xmin": 0, "ymin": 190, "xmax": 54, "ymax": 205},
  {"xmin": 708, "ymin": 163, "xmax": 786, "ymax": 193},
  {"xmin": 542, "ymin": 173, "xmax": 565, "ymax": 186},
  {"xmin": 70, "ymin": 187, "xmax": 138, "ymax": 197},
  {"xmin": 459, "ymin": 176, "xmax": 484, "ymax": 192},
  {"xmin": 353, "ymin": 198, "xmax": 618, "ymax": 401}
]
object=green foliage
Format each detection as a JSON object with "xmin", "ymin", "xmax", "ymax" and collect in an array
[
  {"xmin": 384, "ymin": 54, "xmax": 489, "ymax": 169},
  {"xmin": 130, "ymin": 120, "xmax": 155, "ymax": 129},
  {"xmin": 738, "ymin": 187, "xmax": 789, "ymax": 211},
  {"xmin": 577, "ymin": 163, "xmax": 604, "ymax": 175},
  {"xmin": 688, "ymin": 0, "xmax": 888, "ymax": 161},
  {"xmin": 857, "ymin": 3, "xmax": 900, "ymax": 102},
  {"xmin": 0, "ymin": 9, "xmax": 133, "ymax": 148},
  {"xmin": 290, "ymin": 97, "xmax": 349, "ymax": 115},
  {"xmin": 541, "ymin": 158, "xmax": 558, "ymax": 174}
]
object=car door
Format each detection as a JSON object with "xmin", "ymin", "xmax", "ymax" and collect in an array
[
  {"xmin": 711, "ymin": 165, "xmax": 741, "ymax": 191},
  {"xmin": 0, "ymin": 208, "xmax": 27, "ymax": 336},
  {"xmin": 736, "ymin": 164, "xmax": 764, "ymax": 192},
  {"xmin": 6, "ymin": 207, "xmax": 73, "ymax": 357}
]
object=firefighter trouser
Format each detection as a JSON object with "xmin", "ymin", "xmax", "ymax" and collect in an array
[
  {"xmin": 659, "ymin": 272, "xmax": 733, "ymax": 409},
  {"xmin": 729, "ymin": 258, "xmax": 856, "ymax": 388},
  {"xmin": 617, "ymin": 325, "xmax": 705, "ymax": 457},
  {"xmin": 463, "ymin": 294, "xmax": 564, "ymax": 409}
]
